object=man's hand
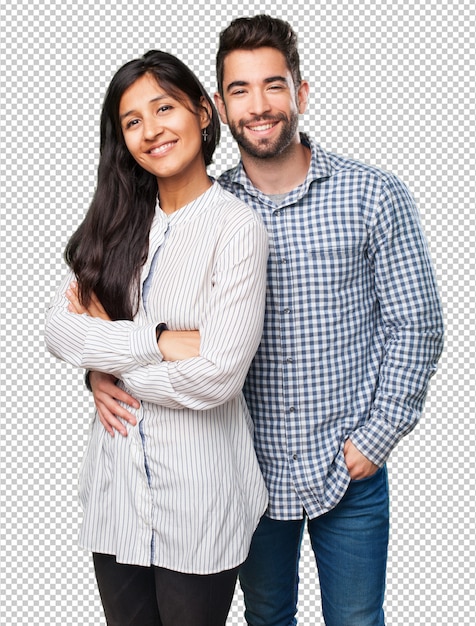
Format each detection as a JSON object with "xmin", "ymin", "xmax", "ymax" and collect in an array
[
  {"xmin": 89, "ymin": 331, "xmax": 200, "ymax": 437},
  {"xmin": 89, "ymin": 371, "xmax": 140, "ymax": 437},
  {"xmin": 66, "ymin": 282, "xmax": 110, "ymax": 320},
  {"xmin": 66, "ymin": 281, "xmax": 200, "ymax": 435},
  {"xmin": 344, "ymin": 439, "xmax": 379, "ymax": 480}
]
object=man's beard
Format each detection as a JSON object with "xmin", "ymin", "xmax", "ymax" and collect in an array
[{"xmin": 228, "ymin": 111, "xmax": 299, "ymax": 159}]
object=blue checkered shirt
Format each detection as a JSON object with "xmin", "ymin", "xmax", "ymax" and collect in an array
[{"xmin": 218, "ymin": 135, "xmax": 444, "ymax": 520}]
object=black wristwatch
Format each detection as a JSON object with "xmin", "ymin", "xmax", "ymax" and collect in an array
[{"xmin": 156, "ymin": 323, "xmax": 167, "ymax": 344}]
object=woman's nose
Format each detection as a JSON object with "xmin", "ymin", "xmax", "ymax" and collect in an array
[{"xmin": 143, "ymin": 118, "xmax": 163, "ymax": 140}]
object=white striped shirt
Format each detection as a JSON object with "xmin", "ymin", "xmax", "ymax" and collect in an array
[{"xmin": 45, "ymin": 182, "xmax": 269, "ymax": 573}]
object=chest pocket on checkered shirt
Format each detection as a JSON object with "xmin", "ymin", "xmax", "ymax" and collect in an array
[{"xmin": 306, "ymin": 244, "xmax": 368, "ymax": 295}]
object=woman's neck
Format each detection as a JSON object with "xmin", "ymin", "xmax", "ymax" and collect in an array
[{"xmin": 158, "ymin": 172, "xmax": 212, "ymax": 215}]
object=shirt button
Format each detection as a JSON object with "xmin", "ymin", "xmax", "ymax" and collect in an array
[
  {"xmin": 292, "ymin": 454, "xmax": 298, "ymax": 460},
  {"xmin": 283, "ymin": 308, "xmax": 291, "ymax": 314},
  {"xmin": 281, "ymin": 258, "xmax": 287, "ymax": 264},
  {"xmin": 289, "ymin": 406, "xmax": 295, "ymax": 412},
  {"xmin": 286, "ymin": 357, "xmax": 293, "ymax": 363}
]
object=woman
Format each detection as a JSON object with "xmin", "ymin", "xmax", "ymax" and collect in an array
[{"xmin": 45, "ymin": 50, "xmax": 268, "ymax": 626}]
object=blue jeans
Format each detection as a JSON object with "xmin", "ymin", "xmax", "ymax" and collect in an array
[{"xmin": 239, "ymin": 466, "xmax": 389, "ymax": 626}]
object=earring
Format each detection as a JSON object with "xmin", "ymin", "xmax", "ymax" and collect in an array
[{"xmin": 202, "ymin": 128, "xmax": 209, "ymax": 141}]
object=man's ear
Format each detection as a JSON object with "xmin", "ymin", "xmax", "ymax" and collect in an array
[
  {"xmin": 297, "ymin": 81, "xmax": 310, "ymax": 115},
  {"xmin": 214, "ymin": 92, "xmax": 228, "ymax": 125}
]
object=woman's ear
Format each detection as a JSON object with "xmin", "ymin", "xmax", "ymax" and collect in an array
[{"xmin": 199, "ymin": 97, "xmax": 213, "ymax": 129}]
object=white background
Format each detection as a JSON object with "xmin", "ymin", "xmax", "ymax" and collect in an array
[{"xmin": 1, "ymin": 0, "xmax": 475, "ymax": 623}]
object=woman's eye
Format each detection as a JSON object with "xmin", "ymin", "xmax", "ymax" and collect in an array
[
  {"xmin": 158, "ymin": 105, "xmax": 172, "ymax": 113},
  {"xmin": 125, "ymin": 119, "xmax": 140, "ymax": 129}
]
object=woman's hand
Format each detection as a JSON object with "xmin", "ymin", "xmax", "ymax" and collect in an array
[
  {"xmin": 89, "ymin": 371, "xmax": 140, "ymax": 437},
  {"xmin": 159, "ymin": 330, "xmax": 200, "ymax": 360},
  {"xmin": 66, "ymin": 282, "xmax": 110, "ymax": 320}
]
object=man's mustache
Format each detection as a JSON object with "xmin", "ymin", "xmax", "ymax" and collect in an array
[{"xmin": 238, "ymin": 113, "xmax": 287, "ymax": 129}]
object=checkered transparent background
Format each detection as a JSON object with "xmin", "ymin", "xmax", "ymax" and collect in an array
[{"xmin": 1, "ymin": 0, "xmax": 475, "ymax": 623}]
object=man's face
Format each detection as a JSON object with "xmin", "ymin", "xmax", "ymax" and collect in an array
[{"xmin": 215, "ymin": 47, "xmax": 308, "ymax": 159}]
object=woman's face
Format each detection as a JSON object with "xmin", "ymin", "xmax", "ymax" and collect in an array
[{"xmin": 119, "ymin": 73, "xmax": 209, "ymax": 183}]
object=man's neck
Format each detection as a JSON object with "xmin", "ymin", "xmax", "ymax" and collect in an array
[{"xmin": 240, "ymin": 138, "xmax": 311, "ymax": 195}]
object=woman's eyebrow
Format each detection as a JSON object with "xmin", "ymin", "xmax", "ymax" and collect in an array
[{"xmin": 120, "ymin": 94, "xmax": 167, "ymax": 121}]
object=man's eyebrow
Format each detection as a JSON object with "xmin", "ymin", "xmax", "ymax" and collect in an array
[
  {"xmin": 225, "ymin": 80, "xmax": 249, "ymax": 93},
  {"xmin": 225, "ymin": 76, "xmax": 289, "ymax": 93},
  {"xmin": 263, "ymin": 75, "xmax": 288, "ymax": 84}
]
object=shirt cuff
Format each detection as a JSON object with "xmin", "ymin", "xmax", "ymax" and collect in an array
[
  {"xmin": 129, "ymin": 323, "xmax": 163, "ymax": 365},
  {"xmin": 349, "ymin": 410, "xmax": 402, "ymax": 467}
]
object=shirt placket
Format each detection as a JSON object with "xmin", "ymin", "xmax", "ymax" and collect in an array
[{"xmin": 272, "ymin": 203, "xmax": 305, "ymax": 517}]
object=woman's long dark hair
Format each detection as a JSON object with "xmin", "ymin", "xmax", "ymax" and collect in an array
[{"xmin": 65, "ymin": 50, "xmax": 220, "ymax": 320}]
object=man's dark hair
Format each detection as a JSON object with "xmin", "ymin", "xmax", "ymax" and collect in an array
[{"xmin": 216, "ymin": 15, "xmax": 302, "ymax": 96}]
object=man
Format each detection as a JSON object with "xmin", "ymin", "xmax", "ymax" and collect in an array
[{"xmin": 87, "ymin": 15, "xmax": 444, "ymax": 626}]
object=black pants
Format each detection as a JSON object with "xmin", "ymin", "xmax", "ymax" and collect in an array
[{"xmin": 93, "ymin": 552, "xmax": 239, "ymax": 626}]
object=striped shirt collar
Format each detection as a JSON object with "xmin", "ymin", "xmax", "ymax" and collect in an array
[{"xmin": 154, "ymin": 179, "xmax": 220, "ymax": 225}]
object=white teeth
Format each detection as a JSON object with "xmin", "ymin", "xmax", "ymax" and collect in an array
[
  {"xmin": 250, "ymin": 123, "xmax": 275, "ymax": 131},
  {"xmin": 150, "ymin": 142, "xmax": 174, "ymax": 154}
]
